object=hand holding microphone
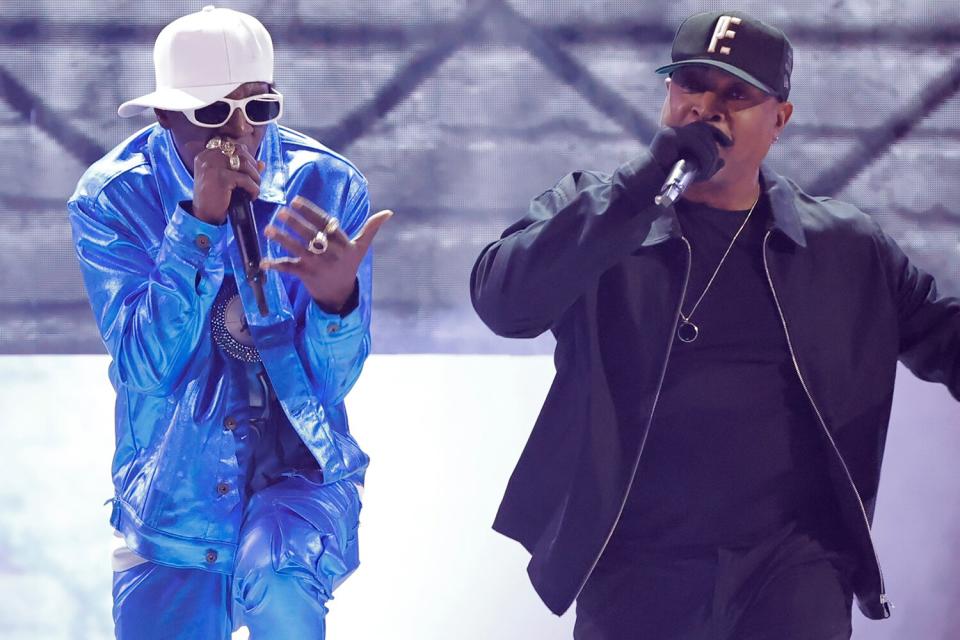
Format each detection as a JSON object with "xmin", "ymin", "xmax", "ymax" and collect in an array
[
  {"xmin": 192, "ymin": 137, "xmax": 262, "ymax": 225},
  {"xmin": 193, "ymin": 136, "xmax": 269, "ymax": 315},
  {"xmin": 649, "ymin": 121, "xmax": 731, "ymax": 207}
]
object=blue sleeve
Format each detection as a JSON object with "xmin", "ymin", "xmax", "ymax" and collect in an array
[
  {"xmin": 68, "ymin": 193, "xmax": 227, "ymax": 395},
  {"xmin": 293, "ymin": 176, "xmax": 372, "ymax": 405}
]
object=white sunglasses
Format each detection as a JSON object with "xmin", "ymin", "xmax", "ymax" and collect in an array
[{"xmin": 183, "ymin": 92, "xmax": 284, "ymax": 128}]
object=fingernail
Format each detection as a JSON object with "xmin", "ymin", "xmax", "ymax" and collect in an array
[
  {"xmin": 258, "ymin": 161, "xmax": 265, "ymax": 171},
  {"xmin": 292, "ymin": 195, "xmax": 305, "ymax": 207},
  {"xmin": 277, "ymin": 209, "xmax": 290, "ymax": 221},
  {"xmin": 264, "ymin": 226, "xmax": 276, "ymax": 238}
]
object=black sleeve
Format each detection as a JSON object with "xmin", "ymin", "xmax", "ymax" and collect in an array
[
  {"xmin": 469, "ymin": 151, "xmax": 669, "ymax": 339},
  {"xmin": 879, "ymin": 228, "xmax": 960, "ymax": 400}
]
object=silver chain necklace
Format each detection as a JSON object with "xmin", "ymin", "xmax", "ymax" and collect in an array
[{"xmin": 677, "ymin": 197, "xmax": 760, "ymax": 344}]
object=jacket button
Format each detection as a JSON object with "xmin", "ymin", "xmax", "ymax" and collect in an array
[
  {"xmin": 216, "ymin": 482, "xmax": 231, "ymax": 496},
  {"xmin": 326, "ymin": 322, "xmax": 340, "ymax": 335},
  {"xmin": 223, "ymin": 416, "xmax": 238, "ymax": 431},
  {"xmin": 196, "ymin": 234, "xmax": 211, "ymax": 250},
  {"xmin": 205, "ymin": 550, "xmax": 218, "ymax": 564}
]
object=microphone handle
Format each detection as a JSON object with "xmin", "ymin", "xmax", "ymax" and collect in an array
[
  {"xmin": 228, "ymin": 191, "xmax": 269, "ymax": 316},
  {"xmin": 654, "ymin": 159, "xmax": 699, "ymax": 208}
]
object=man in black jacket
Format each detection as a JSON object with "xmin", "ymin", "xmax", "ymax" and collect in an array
[{"xmin": 470, "ymin": 11, "xmax": 959, "ymax": 640}]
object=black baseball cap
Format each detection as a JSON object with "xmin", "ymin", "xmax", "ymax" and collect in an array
[{"xmin": 655, "ymin": 11, "xmax": 793, "ymax": 101}]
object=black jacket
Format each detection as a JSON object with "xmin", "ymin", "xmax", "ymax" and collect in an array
[{"xmin": 470, "ymin": 153, "xmax": 960, "ymax": 620}]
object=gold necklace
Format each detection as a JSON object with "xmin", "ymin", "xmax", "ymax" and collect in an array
[{"xmin": 676, "ymin": 197, "xmax": 760, "ymax": 344}]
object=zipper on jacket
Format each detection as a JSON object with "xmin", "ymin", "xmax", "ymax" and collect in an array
[
  {"xmin": 571, "ymin": 237, "xmax": 693, "ymax": 605},
  {"xmin": 762, "ymin": 230, "xmax": 890, "ymax": 617}
]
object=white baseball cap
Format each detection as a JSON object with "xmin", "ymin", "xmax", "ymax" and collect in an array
[{"xmin": 118, "ymin": 5, "xmax": 273, "ymax": 118}]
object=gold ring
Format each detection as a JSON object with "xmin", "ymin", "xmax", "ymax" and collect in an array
[
  {"xmin": 323, "ymin": 217, "xmax": 340, "ymax": 236},
  {"xmin": 205, "ymin": 137, "xmax": 223, "ymax": 150},
  {"xmin": 307, "ymin": 231, "xmax": 329, "ymax": 255},
  {"xmin": 221, "ymin": 140, "xmax": 236, "ymax": 155},
  {"xmin": 228, "ymin": 155, "xmax": 241, "ymax": 171}
]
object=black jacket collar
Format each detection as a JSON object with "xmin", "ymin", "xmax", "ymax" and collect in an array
[{"xmin": 641, "ymin": 165, "xmax": 807, "ymax": 248}]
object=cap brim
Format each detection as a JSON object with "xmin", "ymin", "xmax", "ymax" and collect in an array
[
  {"xmin": 117, "ymin": 82, "xmax": 243, "ymax": 118},
  {"xmin": 655, "ymin": 60, "xmax": 777, "ymax": 98}
]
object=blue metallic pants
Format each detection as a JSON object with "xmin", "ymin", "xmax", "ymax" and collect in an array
[{"xmin": 113, "ymin": 473, "xmax": 361, "ymax": 640}]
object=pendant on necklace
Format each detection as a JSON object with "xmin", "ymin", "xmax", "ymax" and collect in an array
[{"xmin": 677, "ymin": 319, "xmax": 699, "ymax": 343}]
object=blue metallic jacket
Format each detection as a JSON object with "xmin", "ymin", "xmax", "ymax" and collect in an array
[{"xmin": 68, "ymin": 122, "xmax": 371, "ymax": 573}]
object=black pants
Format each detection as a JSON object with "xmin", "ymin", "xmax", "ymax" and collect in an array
[{"xmin": 574, "ymin": 524, "xmax": 855, "ymax": 640}]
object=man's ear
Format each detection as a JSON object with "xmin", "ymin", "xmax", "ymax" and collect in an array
[{"xmin": 774, "ymin": 100, "xmax": 793, "ymax": 132}]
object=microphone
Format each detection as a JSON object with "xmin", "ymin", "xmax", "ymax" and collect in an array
[
  {"xmin": 228, "ymin": 190, "xmax": 269, "ymax": 316},
  {"xmin": 651, "ymin": 124, "xmax": 731, "ymax": 208},
  {"xmin": 654, "ymin": 159, "xmax": 698, "ymax": 208}
]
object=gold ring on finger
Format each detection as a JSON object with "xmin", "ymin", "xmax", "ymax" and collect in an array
[
  {"xmin": 221, "ymin": 139, "xmax": 236, "ymax": 155},
  {"xmin": 228, "ymin": 154, "xmax": 241, "ymax": 171},
  {"xmin": 205, "ymin": 137, "xmax": 223, "ymax": 150},
  {"xmin": 307, "ymin": 231, "xmax": 329, "ymax": 255},
  {"xmin": 323, "ymin": 217, "xmax": 340, "ymax": 236}
]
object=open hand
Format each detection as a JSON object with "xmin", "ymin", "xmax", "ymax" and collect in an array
[{"xmin": 261, "ymin": 195, "xmax": 392, "ymax": 312}]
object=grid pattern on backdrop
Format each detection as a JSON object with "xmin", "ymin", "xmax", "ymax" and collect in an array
[{"xmin": 1, "ymin": 0, "xmax": 958, "ymax": 353}]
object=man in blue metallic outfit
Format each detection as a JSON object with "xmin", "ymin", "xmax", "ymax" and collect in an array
[{"xmin": 68, "ymin": 6, "xmax": 390, "ymax": 639}]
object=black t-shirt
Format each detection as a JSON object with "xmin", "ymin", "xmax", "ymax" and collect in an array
[{"xmin": 606, "ymin": 194, "xmax": 842, "ymax": 552}]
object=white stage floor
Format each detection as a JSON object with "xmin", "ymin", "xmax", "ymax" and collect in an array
[{"xmin": 0, "ymin": 355, "xmax": 957, "ymax": 639}]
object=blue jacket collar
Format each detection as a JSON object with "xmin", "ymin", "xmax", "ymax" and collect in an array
[
  {"xmin": 642, "ymin": 164, "xmax": 807, "ymax": 248},
  {"xmin": 147, "ymin": 122, "xmax": 289, "ymax": 221}
]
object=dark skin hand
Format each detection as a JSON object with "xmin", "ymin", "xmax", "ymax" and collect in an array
[
  {"xmin": 155, "ymin": 81, "xmax": 392, "ymax": 311},
  {"xmin": 263, "ymin": 198, "xmax": 392, "ymax": 312}
]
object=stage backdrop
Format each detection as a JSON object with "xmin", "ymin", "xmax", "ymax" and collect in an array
[
  {"xmin": 0, "ymin": 0, "xmax": 957, "ymax": 353},
  {"xmin": 0, "ymin": 1, "xmax": 958, "ymax": 639}
]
